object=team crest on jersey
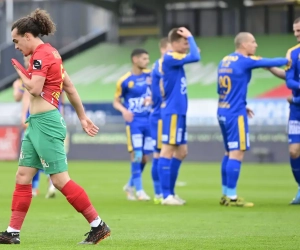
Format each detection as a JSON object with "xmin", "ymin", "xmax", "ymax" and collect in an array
[
  {"xmin": 33, "ymin": 60, "xmax": 42, "ymax": 70},
  {"xmin": 128, "ymin": 81, "xmax": 134, "ymax": 88}
]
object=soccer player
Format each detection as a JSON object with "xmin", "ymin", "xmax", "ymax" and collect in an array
[
  {"xmin": 217, "ymin": 32, "xmax": 289, "ymax": 207},
  {"xmin": 113, "ymin": 49, "xmax": 152, "ymax": 201},
  {"xmin": 150, "ymin": 38, "xmax": 171, "ymax": 204},
  {"xmin": 159, "ymin": 27, "xmax": 200, "ymax": 205},
  {"xmin": 266, "ymin": 17, "xmax": 300, "ymax": 204},
  {"xmin": 0, "ymin": 9, "xmax": 110, "ymax": 245}
]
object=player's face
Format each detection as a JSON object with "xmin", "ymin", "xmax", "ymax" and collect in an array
[
  {"xmin": 244, "ymin": 35, "xmax": 257, "ymax": 56},
  {"xmin": 293, "ymin": 22, "xmax": 300, "ymax": 42},
  {"xmin": 11, "ymin": 28, "xmax": 32, "ymax": 56},
  {"xmin": 135, "ymin": 53, "xmax": 149, "ymax": 69},
  {"xmin": 173, "ymin": 38, "xmax": 189, "ymax": 53}
]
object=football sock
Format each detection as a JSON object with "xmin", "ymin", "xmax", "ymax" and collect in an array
[
  {"xmin": 131, "ymin": 162, "xmax": 143, "ymax": 192},
  {"xmin": 226, "ymin": 159, "xmax": 241, "ymax": 199},
  {"xmin": 9, "ymin": 184, "xmax": 32, "ymax": 231},
  {"xmin": 170, "ymin": 158, "xmax": 182, "ymax": 195},
  {"xmin": 221, "ymin": 155, "xmax": 229, "ymax": 195},
  {"xmin": 158, "ymin": 157, "xmax": 172, "ymax": 199},
  {"xmin": 151, "ymin": 158, "xmax": 161, "ymax": 195},
  {"xmin": 61, "ymin": 180, "xmax": 99, "ymax": 224},
  {"xmin": 290, "ymin": 156, "xmax": 300, "ymax": 185}
]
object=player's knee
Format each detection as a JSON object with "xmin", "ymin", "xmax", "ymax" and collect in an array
[
  {"xmin": 289, "ymin": 147, "xmax": 300, "ymax": 159},
  {"xmin": 174, "ymin": 148, "xmax": 188, "ymax": 160},
  {"xmin": 50, "ymin": 172, "xmax": 71, "ymax": 191},
  {"xmin": 229, "ymin": 150, "xmax": 244, "ymax": 161},
  {"xmin": 142, "ymin": 155, "xmax": 148, "ymax": 164},
  {"xmin": 16, "ymin": 167, "xmax": 36, "ymax": 185},
  {"xmin": 160, "ymin": 144, "xmax": 175, "ymax": 158}
]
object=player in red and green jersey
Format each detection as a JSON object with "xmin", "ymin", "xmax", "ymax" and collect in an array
[{"xmin": 0, "ymin": 9, "xmax": 110, "ymax": 245}]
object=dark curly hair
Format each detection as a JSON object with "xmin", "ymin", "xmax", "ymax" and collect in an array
[{"xmin": 11, "ymin": 8, "xmax": 56, "ymax": 37}]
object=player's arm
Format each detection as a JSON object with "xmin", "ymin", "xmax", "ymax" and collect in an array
[
  {"xmin": 267, "ymin": 67, "xmax": 286, "ymax": 80},
  {"xmin": 21, "ymin": 90, "xmax": 30, "ymax": 129},
  {"xmin": 244, "ymin": 56, "xmax": 288, "ymax": 69},
  {"xmin": 63, "ymin": 71, "xmax": 98, "ymax": 136},
  {"xmin": 113, "ymin": 78, "xmax": 133, "ymax": 122},
  {"xmin": 63, "ymin": 71, "xmax": 85, "ymax": 119},
  {"xmin": 13, "ymin": 79, "xmax": 24, "ymax": 102},
  {"xmin": 285, "ymin": 50, "xmax": 300, "ymax": 90},
  {"xmin": 164, "ymin": 28, "xmax": 200, "ymax": 66}
]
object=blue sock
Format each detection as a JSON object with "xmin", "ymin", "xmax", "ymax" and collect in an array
[
  {"xmin": 170, "ymin": 158, "xmax": 182, "ymax": 195},
  {"xmin": 290, "ymin": 157, "xmax": 300, "ymax": 186},
  {"xmin": 131, "ymin": 162, "xmax": 143, "ymax": 192},
  {"xmin": 221, "ymin": 155, "xmax": 229, "ymax": 195},
  {"xmin": 226, "ymin": 159, "xmax": 241, "ymax": 198},
  {"xmin": 32, "ymin": 171, "xmax": 40, "ymax": 189},
  {"xmin": 140, "ymin": 162, "xmax": 146, "ymax": 173},
  {"xmin": 151, "ymin": 158, "xmax": 161, "ymax": 195},
  {"xmin": 158, "ymin": 157, "xmax": 172, "ymax": 199}
]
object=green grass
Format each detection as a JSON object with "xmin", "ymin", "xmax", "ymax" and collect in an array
[{"xmin": 0, "ymin": 161, "xmax": 299, "ymax": 249}]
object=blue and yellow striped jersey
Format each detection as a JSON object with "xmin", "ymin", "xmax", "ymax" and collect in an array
[
  {"xmin": 115, "ymin": 70, "xmax": 152, "ymax": 117},
  {"xmin": 217, "ymin": 52, "xmax": 288, "ymax": 115},
  {"xmin": 161, "ymin": 36, "xmax": 200, "ymax": 115}
]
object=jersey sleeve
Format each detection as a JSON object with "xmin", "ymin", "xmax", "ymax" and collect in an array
[
  {"xmin": 243, "ymin": 56, "xmax": 288, "ymax": 70},
  {"xmin": 163, "ymin": 36, "xmax": 200, "ymax": 67},
  {"xmin": 285, "ymin": 49, "xmax": 300, "ymax": 90},
  {"xmin": 114, "ymin": 78, "xmax": 127, "ymax": 99},
  {"xmin": 31, "ymin": 50, "xmax": 52, "ymax": 77}
]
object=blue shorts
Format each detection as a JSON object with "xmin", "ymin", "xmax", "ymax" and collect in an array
[
  {"xmin": 162, "ymin": 114, "xmax": 187, "ymax": 145},
  {"xmin": 218, "ymin": 113, "xmax": 250, "ymax": 152},
  {"xmin": 149, "ymin": 114, "xmax": 162, "ymax": 152},
  {"xmin": 126, "ymin": 118, "xmax": 153, "ymax": 154},
  {"xmin": 288, "ymin": 111, "xmax": 300, "ymax": 144}
]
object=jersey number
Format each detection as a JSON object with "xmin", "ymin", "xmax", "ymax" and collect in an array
[{"xmin": 219, "ymin": 76, "xmax": 231, "ymax": 95}]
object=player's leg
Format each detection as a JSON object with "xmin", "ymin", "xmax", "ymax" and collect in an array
[
  {"xmin": 149, "ymin": 117, "xmax": 163, "ymax": 204},
  {"xmin": 223, "ymin": 114, "xmax": 253, "ymax": 207},
  {"xmin": 0, "ymin": 129, "xmax": 42, "ymax": 244},
  {"xmin": 124, "ymin": 124, "xmax": 148, "ymax": 200},
  {"xmin": 31, "ymin": 170, "xmax": 40, "ymax": 197},
  {"xmin": 35, "ymin": 110, "xmax": 110, "ymax": 244},
  {"xmin": 218, "ymin": 116, "xmax": 230, "ymax": 203},
  {"xmin": 159, "ymin": 114, "xmax": 183, "ymax": 205},
  {"xmin": 170, "ymin": 115, "xmax": 188, "ymax": 203},
  {"xmin": 287, "ymin": 118, "xmax": 300, "ymax": 204}
]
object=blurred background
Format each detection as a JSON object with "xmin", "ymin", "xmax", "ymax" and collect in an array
[{"xmin": 0, "ymin": 0, "xmax": 297, "ymax": 163}]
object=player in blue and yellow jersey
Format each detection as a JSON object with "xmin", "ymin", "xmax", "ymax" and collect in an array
[
  {"xmin": 150, "ymin": 38, "xmax": 172, "ymax": 204},
  {"xmin": 159, "ymin": 27, "xmax": 200, "ymax": 205},
  {"xmin": 267, "ymin": 17, "xmax": 300, "ymax": 204},
  {"xmin": 113, "ymin": 48, "xmax": 153, "ymax": 201},
  {"xmin": 217, "ymin": 32, "xmax": 289, "ymax": 207}
]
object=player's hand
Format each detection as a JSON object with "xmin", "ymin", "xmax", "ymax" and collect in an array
[
  {"xmin": 177, "ymin": 27, "xmax": 192, "ymax": 38},
  {"xmin": 287, "ymin": 96, "xmax": 293, "ymax": 104},
  {"xmin": 246, "ymin": 107, "xmax": 254, "ymax": 118},
  {"xmin": 122, "ymin": 109, "xmax": 134, "ymax": 123},
  {"xmin": 80, "ymin": 116, "xmax": 99, "ymax": 137}
]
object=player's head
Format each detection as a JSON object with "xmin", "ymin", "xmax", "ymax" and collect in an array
[
  {"xmin": 11, "ymin": 8, "xmax": 56, "ymax": 56},
  {"xmin": 168, "ymin": 28, "xmax": 189, "ymax": 53},
  {"xmin": 293, "ymin": 18, "xmax": 300, "ymax": 42},
  {"xmin": 234, "ymin": 32, "xmax": 257, "ymax": 56},
  {"xmin": 131, "ymin": 49, "xmax": 149, "ymax": 70},
  {"xmin": 159, "ymin": 37, "xmax": 171, "ymax": 55}
]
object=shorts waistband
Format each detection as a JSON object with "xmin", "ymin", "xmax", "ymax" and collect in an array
[{"xmin": 28, "ymin": 109, "xmax": 59, "ymax": 119}]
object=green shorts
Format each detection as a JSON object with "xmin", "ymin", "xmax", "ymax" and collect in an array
[{"xmin": 19, "ymin": 109, "xmax": 68, "ymax": 175}]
